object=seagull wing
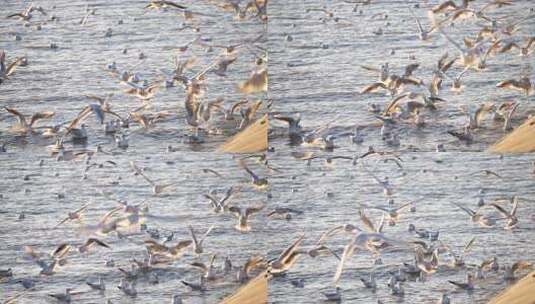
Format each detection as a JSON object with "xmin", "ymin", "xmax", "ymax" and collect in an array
[
  {"xmin": 190, "ymin": 262, "xmax": 208, "ymax": 272},
  {"xmin": 453, "ymin": 202, "xmax": 475, "ymax": 217},
  {"xmin": 175, "ymin": 240, "xmax": 193, "ymax": 251},
  {"xmin": 188, "ymin": 225, "xmax": 199, "ymax": 247},
  {"xmin": 277, "ymin": 234, "xmax": 305, "ymax": 263},
  {"xmin": 462, "ymin": 236, "xmax": 476, "ymax": 257},
  {"xmin": 74, "ymin": 202, "xmax": 91, "ymax": 215},
  {"xmin": 245, "ymin": 204, "xmax": 264, "ymax": 217},
  {"xmin": 333, "ymin": 239, "xmax": 355, "ymax": 284},
  {"xmin": 86, "ymin": 238, "xmax": 110, "ymax": 249},
  {"xmin": 4, "ymin": 106, "xmax": 27, "ymax": 126},
  {"xmin": 510, "ymin": 196, "xmax": 519, "ymax": 217},
  {"xmin": 358, "ymin": 209, "xmax": 376, "ymax": 232},
  {"xmin": 200, "ymin": 225, "xmax": 214, "ymax": 243},
  {"xmin": 490, "ymin": 203, "xmax": 510, "ymax": 218},
  {"xmin": 5, "ymin": 57, "xmax": 23, "ymax": 76},
  {"xmin": 237, "ymin": 159, "xmax": 259, "ymax": 180},
  {"xmin": 317, "ymin": 225, "xmax": 346, "ymax": 244},
  {"xmin": 129, "ymin": 161, "xmax": 155, "ymax": 186}
]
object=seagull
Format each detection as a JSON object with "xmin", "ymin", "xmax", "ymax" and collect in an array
[
  {"xmin": 48, "ymin": 288, "xmax": 78, "ymax": 303},
  {"xmin": 118, "ymin": 264, "xmax": 140, "ymax": 281},
  {"xmin": 15, "ymin": 278, "xmax": 35, "ymax": 290},
  {"xmin": 237, "ymin": 255, "xmax": 265, "ymax": 283},
  {"xmin": 78, "ymin": 238, "xmax": 110, "ymax": 253},
  {"xmin": 131, "ymin": 256, "xmax": 155, "ymax": 276},
  {"xmin": 448, "ymin": 273, "xmax": 474, "ymax": 291},
  {"xmin": 203, "ymin": 186, "xmax": 239, "ymax": 213},
  {"xmin": 496, "ymin": 77, "xmax": 532, "ymax": 96},
  {"xmin": 0, "ymin": 268, "xmax": 13, "ymax": 280},
  {"xmin": 350, "ymin": 126, "xmax": 364, "ymax": 144},
  {"xmin": 490, "ymin": 196, "xmax": 518, "ymax": 229},
  {"xmin": 0, "ymin": 51, "xmax": 25, "ymax": 84},
  {"xmin": 412, "ymin": 239, "xmax": 442, "ymax": 256},
  {"xmin": 238, "ymin": 100, "xmax": 263, "ymax": 129},
  {"xmin": 122, "ymin": 80, "xmax": 162, "ymax": 100},
  {"xmin": 316, "ymin": 224, "xmax": 360, "ymax": 245},
  {"xmin": 69, "ymin": 124, "xmax": 88, "ymax": 141},
  {"xmin": 209, "ymin": 0, "xmax": 267, "ymax": 21},
  {"xmin": 297, "ymin": 244, "xmax": 341, "ymax": 260},
  {"xmin": 435, "ymin": 54, "xmax": 457, "ymax": 83},
  {"xmin": 481, "ymin": 256, "xmax": 499, "ymax": 272},
  {"xmin": 55, "ymin": 203, "xmax": 90, "ymax": 227},
  {"xmin": 415, "ymin": 248, "xmax": 439, "ymax": 274},
  {"xmin": 86, "ymin": 277, "xmax": 106, "ymax": 291},
  {"xmin": 144, "ymin": 239, "xmax": 192, "ymax": 259},
  {"xmin": 129, "ymin": 161, "xmax": 178, "ymax": 195},
  {"xmin": 440, "ymin": 67, "xmax": 469, "ymax": 92},
  {"xmin": 213, "ymin": 55, "xmax": 238, "ymax": 76},
  {"xmin": 436, "ymin": 25, "xmax": 487, "ymax": 70},
  {"xmin": 447, "ymin": 126, "xmax": 473, "ymax": 143},
  {"xmin": 430, "ymin": 0, "xmax": 468, "ymax": 14},
  {"xmin": 129, "ymin": 110, "xmax": 170, "ymax": 130},
  {"xmin": 359, "ymin": 272, "xmax": 377, "ymax": 291},
  {"xmin": 191, "ymin": 254, "xmax": 218, "ymax": 280},
  {"xmin": 237, "ymin": 159, "xmax": 268, "ymax": 188},
  {"xmin": 360, "ymin": 63, "xmax": 390, "ymax": 83},
  {"xmin": 117, "ymin": 279, "xmax": 137, "ymax": 297},
  {"xmin": 502, "ymin": 102, "xmax": 519, "ymax": 132},
  {"xmin": 217, "ymin": 99, "xmax": 248, "ymax": 121},
  {"xmin": 223, "ymin": 256, "xmax": 233, "ymax": 274},
  {"xmin": 322, "ymin": 287, "xmax": 342, "ymax": 302},
  {"xmin": 201, "ymin": 168, "xmax": 223, "ymax": 177},
  {"xmin": 267, "ymin": 207, "xmax": 303, "ymax": 220},
  {"xmin": 62, "ymin": 97, "xmax": 123, "ymax": 140},
  {"xmin": 500, "ymin": 37, "xmax": 535, "ymax": 56},
  {"xmin": 409, "ymin": 8, "xmax": 438, "ymax": 40},
  {"xmin": 4, "ymin": 106, "xmax": 55, "ymax": 134},
  {"xmin": 470, "ymin": 256, "xmax": 498, "ymax": 279},
  {"xmin": 503, "ymin": 260, "xmax": 532, "ymax": 280},
  {"xmin": 273, "ymin": 114, "xmax": 302, "ymax": 138},
  {"xmin": 80, "ymin": 207, "xmax": 123, "ymax": 236},
  {"xmin": 291, "ymin": 278, "xmax": 305, "ymax": 288},
  {"xmin": 333, "ymin": 232, "xmax": 403, "ymax": 283},
  {"xmin": 444, "ymin": 236, "xmax": 475, "ymax": 267},
  {"xmin": 238, "ymin": 68, "xmax": 267, "ymax": 94},
  {"xmin": 181, "ymin": 276, "xmax": 206, "ymax": 292},
  {"xmin": 6, "ymin": 3, "xmax": 41, "ymax": 21},
  {"xmin": 198, "ymin": 98, "xmax": 225, "ymax": 123},
  {"xmin": 358, "ymin": 209, "xmax": 385, "ymax": 233},
  {"xmin": 362, "ymin": 163, "xmax": 393, "ymax": 197},
  {"xmin": 189, "ymin": 225, "xmax": 214, "ymax": 254},
  {"xmin": 269, "ymin": 234, "xmax": 304, "ymax": 274},
  {"xmin": 145, "ymin": 0, "xmax": 187, "ymax": 10},
  {"xmin": 468, "ymin": 169, "xmax": 502, "ymax": 179},
  {"xmin": 467, "ymin": 102, "xmax": 496, "ymax": 129},
  {"xmin": 24, "ymin": 244, "xmax": 70, "ymax": 275},
  {"xmin": 452, "ymin": 202, "xmax": 498, "ymax": 227},
  {"xmin": 228, "ymin": 204, "xmax": 264, "ymax": 232},
  {"xmin": 115, "ymin": 131, "xmax": 129, "ymax": 149},
  {"xmin": 389, "ymin": 280, "xmax": 405, "ymax": 297}
]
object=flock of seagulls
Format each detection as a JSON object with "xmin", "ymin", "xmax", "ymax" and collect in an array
[
  {"xmin": 0, "ymin": 0, "xmax": 534, "ymax": 303},
  {"xmin": 1, "ymin": 0, "xmax": 274, "ymax": 303},
  {"xmin": 269, "ymin": 0, "xmax": 534, "ymax": 303}
]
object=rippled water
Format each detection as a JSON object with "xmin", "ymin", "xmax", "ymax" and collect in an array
[{"xmin": 1, "ymin": 0, "xmax": 535, "ymax": 303}]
